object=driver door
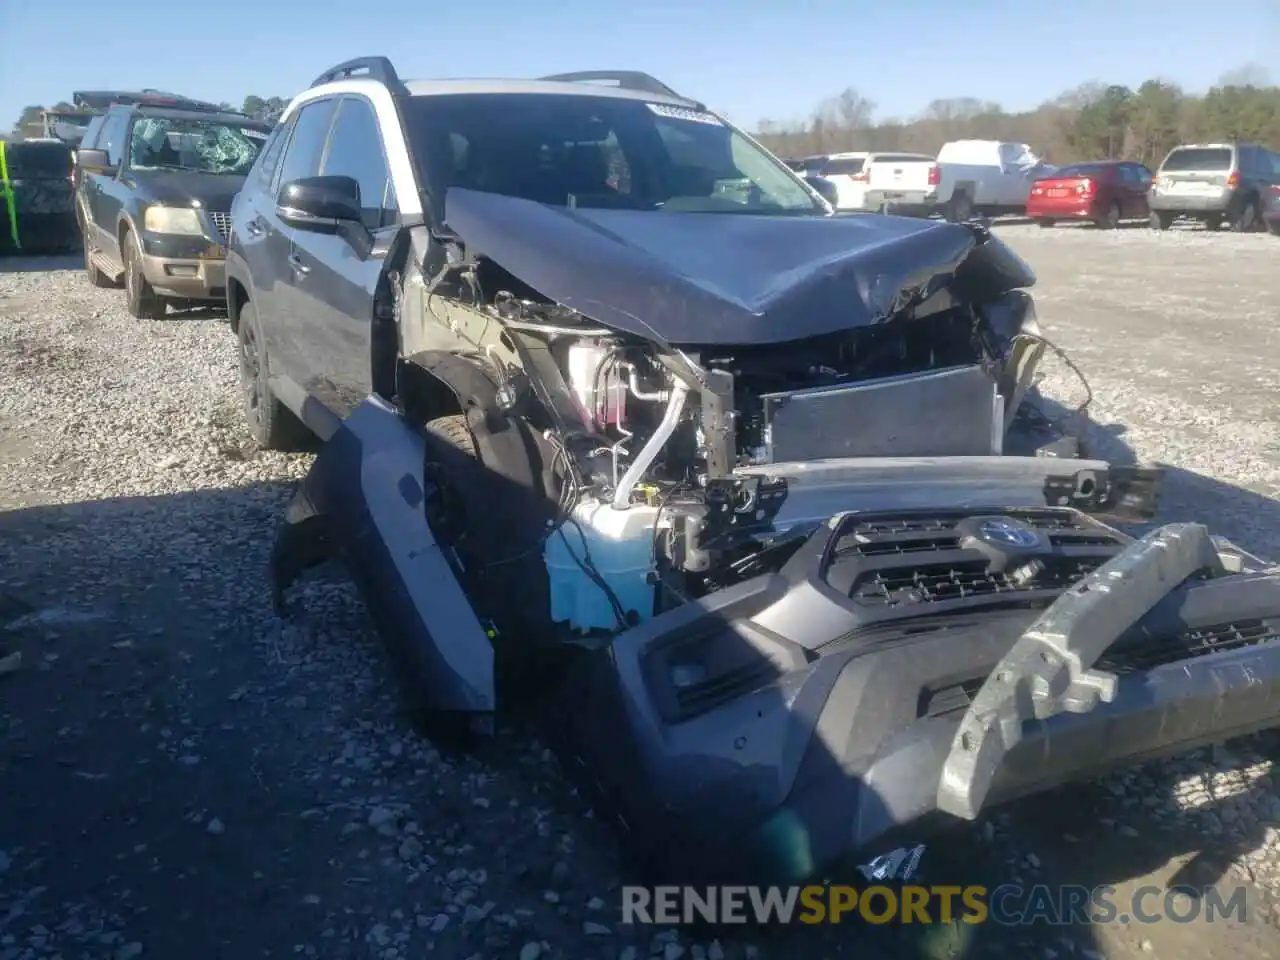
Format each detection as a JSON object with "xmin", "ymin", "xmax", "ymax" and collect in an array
[{"xmin": 283, "ymin": 94, "xmax": 399, "ymax": 418}]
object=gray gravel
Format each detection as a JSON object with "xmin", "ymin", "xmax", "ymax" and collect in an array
[{"xmin": 2, "ymin": 227, "xmax": 1280, "ymax": 960}]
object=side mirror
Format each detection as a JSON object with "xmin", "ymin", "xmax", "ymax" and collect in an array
[
  {"xmin": 277, "ymin": 175, "xmax": 363, "ymax": 232},
  {"xmin": 77, "ymin": 148, "xmax": 116, "ymax": 175},
  {"xmin": 804, "ymin": 175, "xmax": 839, "ymax": 206}
]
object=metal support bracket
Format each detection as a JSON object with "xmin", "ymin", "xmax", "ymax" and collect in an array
[{"xmin": 936, "ymin": 522, "xmax": 1225, "ymax": 820}]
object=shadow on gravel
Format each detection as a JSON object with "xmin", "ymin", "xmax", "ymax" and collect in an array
[
  {"xmin": 5, "ymin": 442, "xmax": 1280, "ymax": 959},
  {"xmin": 0, "ymin": 253, "xmax": 82, "ymax": 274}
]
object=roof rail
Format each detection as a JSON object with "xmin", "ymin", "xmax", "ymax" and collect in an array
[
  {"xmin": 310, "ymin": 56, "xmax": 408, "ymax": 96},
  {"xmin": 71, "ymin": 89, "xmax": 225, "ymax": 113},
  {"xmin": 539, "ymin": 70, "xmax": 686, "ymax": 101}
]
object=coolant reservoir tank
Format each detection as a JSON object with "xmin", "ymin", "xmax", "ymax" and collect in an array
[{"xmin": 544, "ymin": 498, "xmax": 661, "ymax": 632}]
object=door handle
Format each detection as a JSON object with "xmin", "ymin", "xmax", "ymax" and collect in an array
[{"xmin": 288, "ymin": 253, "xmax": 310, "ymax": 276}]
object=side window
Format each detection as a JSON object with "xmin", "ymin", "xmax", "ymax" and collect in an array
[
  {"xmin": 275, "ymin": 98, "xmax": 339, "ymax": 195},
  {"xmin": 254, "ymin": 119, "xmax": 293, "ymax": 192},
  {"xmin": 1237, "ymin": 146, "xmax": 1253, "ymax": 176},
  {"xmin": 320, "ymin": 97, "xmax": 396, "ymax": 229},
  {"xmin": 98, "ymin": 112, "xmax": 129, "ymax": 167}
]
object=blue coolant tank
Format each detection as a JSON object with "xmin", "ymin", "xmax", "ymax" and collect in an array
[{"xmin": 544, "ymin": 499, "xmax": 661, "ymax": 632}]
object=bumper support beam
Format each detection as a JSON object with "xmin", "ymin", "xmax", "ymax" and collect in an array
[{"xmin": 936, "ymin": 521, "xmax": 1226, "ymax": 820}]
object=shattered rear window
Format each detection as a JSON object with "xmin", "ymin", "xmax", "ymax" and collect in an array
[{"xmin": 127, "ymin": 116, "xmax": 269, "ymax": 175}]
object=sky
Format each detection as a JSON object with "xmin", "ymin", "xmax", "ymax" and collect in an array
[{"xmin": 1, "ymin": 0, "xmax": 1276, "ymax": 132}]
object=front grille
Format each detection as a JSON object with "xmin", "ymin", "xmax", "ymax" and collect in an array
[
  {"xmin": 208, "ymin": 211, "xmax": 233, "ymax": 243},
  {"xmin": 853, "ymin": 557, "xmax": 1104, "ymax": 607},
  {"xmin": 920, "ymin": 618, "xmax": 1279, "ymax": 718},
  {"xmin": 824, "ymin": 508, "xmax": 1127, "ymax": 616}
]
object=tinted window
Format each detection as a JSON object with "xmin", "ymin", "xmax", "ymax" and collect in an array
[
  {"xmin": 402, "ymin": 93, "xmax": 821, "ymax": 220},
  {"xmin": 254, "ymin": 119, "xmax": 292, "ymax": 191},
  {"xmin": 6, "ymin": 142, "xmax": 73, "ymax": 178},
  {"xmin": 823, "ymin": 157, "xmax": 865, "ymax": 175},
  {"xmin": 81, "ymin": 115, "xmax": 105, "ymax": 149},
  {"xmin": 870, "ymin": 154, "xmax": 933, "ymax": 164},
  {"xmin": 276, "ymin": 98, "xmax": 339, "ymax": 191},
  {"xmin": 98, "ymin": 111, "xmax": 129, "ymax": 167},
  {"xmin": 321, "ymin": 97, "xmax": 396, "ymax": 229},
  {"xmin": 1055, "ymin": 162, "xmax": 1113, "ymax": 178},
  {"xmin": 1161, "ymin": 148, "xmax": 1232, "ymax": 172}
]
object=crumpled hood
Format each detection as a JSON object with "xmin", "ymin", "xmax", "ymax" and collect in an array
[
  {"xmin": 443, "ymin": 188, "xmax": 1035, "ymax": 346},
  {"xmin": 126, "ymin": 170, "xmax": 246, "ymax": 212}
]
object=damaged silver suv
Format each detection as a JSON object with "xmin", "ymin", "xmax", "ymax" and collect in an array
[{"xmin": 227, "ymin": 57, "xmax": 1280, "ymax": 885}]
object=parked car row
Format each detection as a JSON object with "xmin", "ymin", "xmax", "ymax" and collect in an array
[
  {"xmin": 788, "ymin": 139, "xmax": 1053, "ymax": 221},
  {"xmin": 792, "ymin": 139, "xmax": 1280, "ymax": 235}
]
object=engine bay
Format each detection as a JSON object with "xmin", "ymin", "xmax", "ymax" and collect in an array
[{"xmin": 416, "ymin": 247, "xmax": 1068, "ymax": 641}]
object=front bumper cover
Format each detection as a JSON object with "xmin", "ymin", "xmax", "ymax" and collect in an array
[{"xmin": 274, "ymin": 399, "xmax": 1280, "ymax": 885}]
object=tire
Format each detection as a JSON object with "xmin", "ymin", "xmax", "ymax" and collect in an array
[
  {"xmin": 1095, "ymin": 201, "xmax": 1121, "ymax": 230},
  {"xmin": 84, "ymin": 242, "xmax": 116, "ymax": 288},
  {"xmin": 1204, "ymin": 214, "xmax": 1224, "ymax": 231},
  {"xmin": 237, "ymin": 299, "xmax": 309, "ymax": 451},
  {"xmin": 1268, "ymin": 219, "xmax": 1280, "ymax": 237},
  {"xmin": 1035, "ymin": 218, "xmax": 1055, "ymax": 228},
  {"xmin": 122, "ymin": 228, "xmax": 167, "ymax": 319},
  {"xmin": 1149, "ymin": 211, "xmax": 1173, "ymax": 231},
  {"xmin": 946, "ymin": 192, "xmax": 973, "ymax": 223},
  {"xmin": 1231, "ymin": 200, "xmax": 1258, "ymax": 233}
]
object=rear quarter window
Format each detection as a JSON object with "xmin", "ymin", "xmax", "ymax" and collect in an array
[{"xmin": 1161, "ymin": 148, "xmax": 1232, "ymax": 172}]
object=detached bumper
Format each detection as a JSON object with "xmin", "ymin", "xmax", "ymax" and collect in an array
[
  {"xmin": 140, "ymin": 231, "xmax": 227, "ymax": 300},
  {"xmin": 555, "ymin": 510, "xmax": 1280, "ymax": 885}
]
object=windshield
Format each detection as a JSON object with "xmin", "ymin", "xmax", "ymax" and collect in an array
[
  {"xmin": 1161, "ymin": 148, "xmax": 1232, "ymax": 172},
  {"xmin": 402, "ymin": 93, "xmax": 824, "ymax": 219},
  {"xmin": 127, "ymin": 116, "xmax": 270, "ymax": 175}
]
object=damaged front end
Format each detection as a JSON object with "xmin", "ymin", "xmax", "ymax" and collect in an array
[{"xmin": 272, "ymin": 191, "xmax": 1280, "ymax": 884}]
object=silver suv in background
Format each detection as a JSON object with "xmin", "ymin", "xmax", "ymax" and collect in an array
[{"xmin": 1148, "ymin": 142, "xmax": 1280, "ymax": 232}]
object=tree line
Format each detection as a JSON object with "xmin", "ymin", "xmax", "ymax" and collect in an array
[
  {"xmin": 7, "ymin": 65, "xmax": 1278, "ymax": 167},
  {"xmin": 751, "ymin": 65, "xmax": 1279, "ymax": 167}
]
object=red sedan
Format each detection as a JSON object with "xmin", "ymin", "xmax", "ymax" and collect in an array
[{"xmin": 1027, "ymin": 160, "xmax": 1154, "ymax": 229}]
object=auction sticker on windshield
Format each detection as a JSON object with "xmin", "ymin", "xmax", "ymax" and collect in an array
[{"xmin": 646, "ymin": 103, "xmax": 723, "ymax": 125}]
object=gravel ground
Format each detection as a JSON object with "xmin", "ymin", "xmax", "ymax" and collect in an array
[{"xmin": 1, "ymin": 223, "xmax": 1280, "ymax": 960}]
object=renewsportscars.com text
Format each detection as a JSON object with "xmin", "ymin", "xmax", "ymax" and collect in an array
[{"xmin": 621, "ymin": 884, "xmax": 1249, "ymax": 926}]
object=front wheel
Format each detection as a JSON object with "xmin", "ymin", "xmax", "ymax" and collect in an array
[
  {"xmin": 237, "ymin": 300, "xmax": 309, "ymax": 451},
  {"xmin": 123, "ymin": 229, "xmax": 167, "ymax": 319},
  {"xmin": 1035, "ymin": 218, "xmax": 1055, "ymax": 228}
]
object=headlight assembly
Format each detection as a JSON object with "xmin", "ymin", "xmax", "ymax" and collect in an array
[{"xmin": 143, "ymin": 205, "xmax": 204, "ymax": 236}]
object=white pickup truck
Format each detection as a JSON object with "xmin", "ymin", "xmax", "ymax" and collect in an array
[
  {"xmin": 861, "ymin": 152, "xmax": 942, "ymax": 216},
  {"xmin": 934, "ymin": 140, "xmax": 1056, "ymax": 221}
]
